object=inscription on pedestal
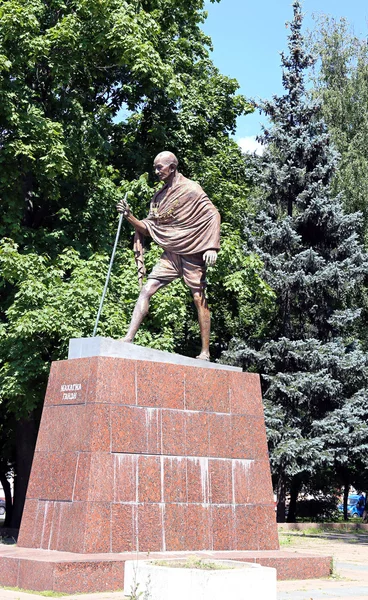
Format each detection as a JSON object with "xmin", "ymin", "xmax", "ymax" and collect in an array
[{"xmin": 60, "ymin": 383, "xmax": 82, "ymax": 401}]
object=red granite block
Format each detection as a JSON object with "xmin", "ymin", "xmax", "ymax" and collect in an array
[
  {"xmin": 48, "ymin": 502, "xmax": 62, "ymax": 550},
  {"xmin": 39, "ymin": 501, "xmax": 55, "ymax": 549},
  {"xmin": 161, "ymin": 409, "xmax": 185, "ymax": 456},
  {"xmin": 229, "ymin": 372, "xmax": 264, "ymax": 416},
  {"xmin": 247, "ymin": 416, "xmax": 270, "ymax": 460},
  {"xmin": 235, "ymin": 505, "xmax": 259, "ymax": 550},
  {"xmin": 232, "ymin": 459, "xmax": 253, "ymax": 505},
  {"xmin": 247, "ymin": 459, "xmax": 274, "ymax": 505},
  {"xmin": 83, "ymin": 356, "xmax": 99, "ymax": 403},
  {"xmin": 144, "ymin": 407, "xmax": 161, "ymax": 454},
  {"xmin": 163, "ymin": 456, "xmax": 187, "ymax": 503},
  {"xmin": 209, "ymin": 459, "xmax": 232, "ymax": 504},
  {"xmin": 0, "ymin": 549, "xmax": 333, "ymax": 593},
  {"xmin": 0, "ymin": 556, "xmax": 19, "ymax": 586},
  {"xmin": 185, "ymin": 368, "xmax": 229, "ymax": 412},
  {"xmin": 256, "ymin": 505, "xmax": 279, "ymax": 550},
  {"xmin": 111, "ymin": 405, "xmax": 161, "ymax": 454},
  {"xmin": 44, "ymin": 358, "xmax": 96, "ymax": 406},
  {"xmin": 136, "ymin": 361, "xmax": 185, "ymax": 409},
  {"xmin": 36, "ymin": 404, "xmax": 110, "ymax": 455},
  {"xmin": 138, "ymin": 455, "xmax": 161, "ymax": 503},
  {"xmin": 186, "ymin": 504, "xmax": 211, "ymax": 550},
  {"xmin": 137, "ymin": 504, "xmax": 163, "ymax": 552},
  {"xmin": 111, "ymin": 504, "xmax": 137, "ymax": 553},
  {"xmin": 18, "ymin": 559, "xmax": 54, "ymax": 591},
  {"xmin": 185, "ymin": 411, "xmax": 209, "ymax": 457},
  {"xmin": 111, "ymin": 405, "xmax": 148, "ymax": 453},
  {"xmin": 211, "ymin": 505, "xmax": 235, "ymax": 551},
  {"xmin": 252, "ymin": 555, "xmax": 331, "ymax": 580},
  {"xmin": 84, "ymin": 502, "xmax": 111, "ymax": 553},
  {"xmin": 89, "ymin": 404, "xmax": 111, "ymax": 452},
  {"xmin": 18, "ymin": 498, "xmax": 38, "ymax": 547},
  {"xmin": 36, "ymin": 404, "xmax": 89, "ymax": 453},
  {"xmin": 55, "ymin": 501, "xmax": 87, "ymax": 552},
  {"xmin": 209, "ymin": 413, "xmax": 231, "ymax": 458},
  {"xmin": 164, "ymin": 503, "xmax": 186, "ymax": 551},
  {"xmin": 114, "ymin": 454, "xmax": 137, "ymax": 503},
  {"xmin": 27, "ymin": 452, "xmax": 78, "ymax": 501},
  {"xmin": 72, "ymin": 452, "xmax": 92, "ymax": 502},
  {"xmin": 87, "ymin": 453, "xmax": 114, "ymax": 502},
  {"xmin": 186, "ymin": 457, "xmax": 209, "ymax": 504},
  {"xmin": 230, "ymin": 414, "xmax": 253, "ymax": 459},
  {"xmin": 31, "ymin": 501, "xmax": 47, "ymax": 548},
  {"xmin": 53, "ymin": 560, "xmax": 126, "ymax": 594},
  {"xmin": 95, "ymin": 357, "xmax": 136, "ymax": 405}
]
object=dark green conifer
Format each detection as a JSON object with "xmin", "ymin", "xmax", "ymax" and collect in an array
[{"xmin": 224, "ymin": 0, "xmax": 368, "ymax": 521}]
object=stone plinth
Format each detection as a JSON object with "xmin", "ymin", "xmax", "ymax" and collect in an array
[
  {"xmin": 0, "ymin": 546, "xmax": 332, "ymax": 594},
  {"xmin": 18, "ymin": 338, "xmax": 277, "ymax": 554},
  {"xmin": 2, "ymin": 338, "xmax": 331, "ymax": 593}
]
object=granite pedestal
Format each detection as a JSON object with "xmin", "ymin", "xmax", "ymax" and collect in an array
[{"xmin": 0, "ymin": 338, "xmax": 331, "ymax": 593}]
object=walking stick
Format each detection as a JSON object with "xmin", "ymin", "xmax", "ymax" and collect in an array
[{"xmin": 92, "ymin": 193, "xmax": 127, "ymax": 337}]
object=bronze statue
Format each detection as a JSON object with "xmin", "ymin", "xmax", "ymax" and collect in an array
[{"xmin": 117, "ymin": 151, "xmax": 220, "ymax": 360}]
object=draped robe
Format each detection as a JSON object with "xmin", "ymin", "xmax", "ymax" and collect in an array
[{"xmin": 134, "ymin": 174, "xmax": 220, "ymax": 286}]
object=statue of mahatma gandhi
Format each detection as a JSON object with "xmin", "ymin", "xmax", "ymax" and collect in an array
[{"xmin": 117, "ymin": 151, "xmax": 220, "ymax": 361}]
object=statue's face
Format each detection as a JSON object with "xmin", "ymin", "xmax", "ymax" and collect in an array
[{"xmin": 154, "ymin": 158, "xmax": 175, "ymax": 182}]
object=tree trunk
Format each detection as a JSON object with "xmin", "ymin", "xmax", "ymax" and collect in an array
[
  {"xmin": 343, "ymin": 478, "xmax": 350, "ymax": 522},
  {"xmin": 0, "ymin": 471, "xmax": 13, "ymax": 527},
  {"xmin": 287, "ymin": 476, "xmax": 300, "ymax": 522},
  {"xmin": 10, "ymin": 413, "xmax": 39, "ymax": 529},
  {"xmin": 363, "ymin": 492, "xmax": 368, "ymax": 523},
  {"xmin": 288, "ymin": 195, "xmax": 293, "ymax": 217},
  {"xmin": 276, "ymin": 473, "xmax": 287, "ymax": 523}
]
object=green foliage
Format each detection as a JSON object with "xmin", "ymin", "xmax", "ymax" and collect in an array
[
  {"xmin": 0, "ymin": 237, "xmax": 192, "ymax": 417},
  {"xmin": 0, "ymin": 0, "xmax": 274, "ymax": 526},
  {"xmin": 223, "ymin": 1, "xmax": 368, "ymax": 521},
  {"xmin": 309, "ymin": 16, "xmax": 368, "ymax": 244},
  {"xmin": 0, "ymin": 0, "xmax": 276, "ymax": 425}
]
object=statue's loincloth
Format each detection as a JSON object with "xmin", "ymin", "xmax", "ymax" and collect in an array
[{"xmin": 148, "ymin": 251, "xmax": 206, "ymax": 291}]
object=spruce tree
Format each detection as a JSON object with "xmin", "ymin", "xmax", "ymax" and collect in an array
[{"xmin": 224, "ymin": 1, "xmax": 368, "ymax": 521}]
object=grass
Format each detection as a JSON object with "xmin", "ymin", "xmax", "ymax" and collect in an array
[
  {"xmin": 279, "ymin": 534, "xmax": 295, "ymax": 546},
  {"xmin": 0, "ymin": 587, "xmax": 67, "ymax": 597},
  {"xmin": 280, "ymin": 524, "xmax": 368, "ymax": 537}
]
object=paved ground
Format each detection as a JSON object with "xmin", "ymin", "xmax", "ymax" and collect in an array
[
  {"xmin": 278, "ymin": 530, "xmax": 368, "ymax": 599},
  {"xmin": 1, "ymin": 530, "xmax": 368, "ymax": 599}
]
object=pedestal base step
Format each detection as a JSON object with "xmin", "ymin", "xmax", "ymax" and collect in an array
[{"xmin": 0, "ymin": 545, "xmax": 332, "ymax": 594}]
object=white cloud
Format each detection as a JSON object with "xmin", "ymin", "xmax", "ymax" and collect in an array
[{"xmin": 237, "ymin": 136, "xmax": 264, "ymax": 156}]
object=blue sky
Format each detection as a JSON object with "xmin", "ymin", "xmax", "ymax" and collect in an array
[{"xmin": 202, "ymin": 0, "xmax": 368, "ymax": 151}]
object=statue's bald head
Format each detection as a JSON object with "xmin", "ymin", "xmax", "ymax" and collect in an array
[
  {"xmin": 153, "ymin": 151, "xmax": 179, "ymax": 183},
  {"xmin": 154, "ymin": 151, "xmax": 178, "ymax": 169}
]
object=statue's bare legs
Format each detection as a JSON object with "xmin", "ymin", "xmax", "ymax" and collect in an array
[
  {"xmin": 192, "ymin": 290, "xmax": 210, "ymax": 361},
  {"xmin": 123, "ymin": 279, "xmax": 165, "ymax": 342},
  {"xmin": 123, "ymin": 280, "xmax": 211, "ymax": 360}
]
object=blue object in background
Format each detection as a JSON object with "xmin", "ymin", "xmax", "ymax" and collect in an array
[{"xmin": 338, "ymin": 494, "xmax": 365, "ymax": 518}]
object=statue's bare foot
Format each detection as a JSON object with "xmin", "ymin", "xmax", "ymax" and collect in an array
[{"xmin": 196, "ymin": 351, "xmax": 210, "ymax": 361}]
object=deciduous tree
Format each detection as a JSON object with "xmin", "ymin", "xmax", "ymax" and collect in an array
[{"xmin": 0, "ymin": 0, "xmax": 271, "ymax": 525}]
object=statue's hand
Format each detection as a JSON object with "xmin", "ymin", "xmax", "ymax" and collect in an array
[
  {"xmin": 116, "ymin": 197, "xmax": 131, "ymax": 218},
  {"xmin": 203, "ymin": 250, "xmax": 217, "ymax": 266}
]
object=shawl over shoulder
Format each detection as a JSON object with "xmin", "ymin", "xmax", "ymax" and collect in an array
[{"xmin": 133, "ymin": 174, "xmax": 220, "ymax": 286}]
